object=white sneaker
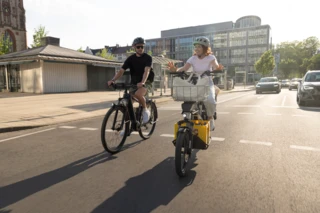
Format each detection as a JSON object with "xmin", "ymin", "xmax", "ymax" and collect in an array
[
  {"xmin": 119, "ymin": 130, "xmax": 125, "ymax": 136},
  {"xmin": 210, "ymin": 119, "xmax": 215, "ymax": 131},
  {"xmin": 142, "ymin": 109, "xmax": 151, "ymax": 124}
]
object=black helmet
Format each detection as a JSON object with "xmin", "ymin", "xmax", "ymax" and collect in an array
[{"xmin": 132, "ymin": 37, "xmax": 145, "ymax": 46}]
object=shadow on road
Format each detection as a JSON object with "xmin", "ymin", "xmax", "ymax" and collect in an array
[
  {"xmin": 0, "ymin": 152, "xmax": 116, "ymax": 209},
  {"xmin": 91, "ymin": 150, "xmax": 200, "ymax": 213}
]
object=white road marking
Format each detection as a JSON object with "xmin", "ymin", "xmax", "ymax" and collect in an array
[
  {"xmin": 272, "ymin": 106, "xmax": 297, "ymax": 108},
  {"xmin": 290, "ymin": 145, "xmax": 320, "ymax": 152},
  {"xmin": 0, "ymin": 128, "xmax": 56, "ymax": 143},
  {"xmin": 211, "ymin": 137, "xmax": 225, "ymax": 141},
  {"xmin": 59, "ymin": 126, "xmax": 76, "ymax": 129},
  {"xmin": 281, "ymin": 96, "xmax": 287, "ymax": 106},
  {"xmin": 233, "ymin": 105, "xmax": 260, "ymax": 108},
  {"xmin": 79, "ymin": 128, "xmax": 98, "ymax": 131},
  {"xmin": 238, "ymin": 112, "xmax": 254, "ymax": 115},
  {"xmin": 160, "ymin": 134, "xmax": 174, "ymax": 137},
  {"xmin": 218, "ymin": 93, "xmax": 253, "ymax": 104},
  {"xmin": 292, "ymin": 114, "xmax": 309, "ymax": 117},
  {"xmin": 266, "ymin": 113, "xmax": 282, "ymax": 116},
  {"xmin": 239, "ymin": 140, "xmax": 272, "ymax": 146}
]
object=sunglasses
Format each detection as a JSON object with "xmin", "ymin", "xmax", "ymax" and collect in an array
[{"xmin": 136, "ymin": 46, "xmax": 144, "ymax": 49}]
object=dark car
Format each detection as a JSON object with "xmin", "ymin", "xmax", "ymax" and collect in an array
[
  {"xmin": 289, "ymin": 78, "xmax": 302, "ymax": 90},
  {"xmin": 297, "ymin": 70, "xmax": 320, "ymax": 106},
  {"xmin": 281, "ymin": 79, "xmax": 290, "ymax": 87},
  {"xmin": 256, "ymin": 77, "xmax": 281, "ymax": 94}
]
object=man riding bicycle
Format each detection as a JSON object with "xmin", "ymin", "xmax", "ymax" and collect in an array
[{"xmin": 107, "ymin": 37, "xmax": 152, "ymax": 124}]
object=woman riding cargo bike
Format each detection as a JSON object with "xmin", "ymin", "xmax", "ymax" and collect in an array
[{"xmin": 168, "ymin": 36, "xmax": 223, "ymax": 177}]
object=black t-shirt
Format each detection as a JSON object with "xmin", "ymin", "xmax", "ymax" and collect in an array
[{"xmin": 122, "ymin": 53, "xmax": 152, "ymax": 84}]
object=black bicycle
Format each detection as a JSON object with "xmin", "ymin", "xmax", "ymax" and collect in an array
[{"xmin": 101, "ymin": 83, "xmax": 158, "ymax": 154}]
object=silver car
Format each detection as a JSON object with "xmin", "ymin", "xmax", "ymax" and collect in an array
[{"xmin": 297, "ymin": 70, "xmax": 320, "ymax": 106}]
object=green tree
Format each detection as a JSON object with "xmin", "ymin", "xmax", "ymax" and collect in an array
[
  {"xmin": 95, "ymin": 48, "xmax": 115, "ymax": 60},
  {"xmin": 279, "ymin": 58, "xmax": 298, "ymax": 78},
  {"xmin": 307, "ymin": 54, "xmax": 320, "ymax": 70},
  {"xmin": 0, "ymin": 34, "xmax": 13, "ymax": 55},
  {"xmin": 254, "ymin": 50, "xmax": 275, "ymax": 77},
  {"xmin": 77, "ymin": 47, "xmax": 83, "ymax": 52},
  {"xmin": 126, "ymin": 48, "xmax": 135, "ymax": 53},
  {"xmin": 148, "ymin": 50, "xmax": 152, "ymax": 55},
  {"xmin": 31, "ymin": 25, "xmax": 48, "ymax": 48}
]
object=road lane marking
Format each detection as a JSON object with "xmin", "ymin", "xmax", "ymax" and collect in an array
[
  {"xmin": 292, "ymin": 114, "xmax": 310, "ymax": 117},
  {"xmin": 233, "ymin": 105, "xmax": 260, "ymax": 108},
  {"xmin": 160, "ymin": 134, "xmax": 225, "ymax": 142},
  {"xmin": 238, "ymin": 112, "xmax": 254, "ymax": 115},
  {"xmin": 211, "ymin": 137, "xmax": 225, "ymax": 141},
  {"xmin": 266, "ymin": 113, "xmax": 282, "ymax": 116},
  {"xmin": 272, "ymin": 106, "xmax": 297, "ymax": 108},
  {"xmin": 160, "ymin": 134, "xmax": 174, "ymax": 137},
  {"xmin": 239, "ymin": 140, "xmax": 272, "ymax": 146},
  {"xmin": 0, "ymin": 128, "xmax": 56, "ymax": 143},
  {"xmin": 218, "ymin": 93, "xmax": 253, "ymax": 104},
  {"xmin": 290, "ymin": 145, "xmax": 320, "ymax": 152},
  {"xmin": 79, "ymin": 128, "xmax": 98, "ymax": 131},
  {"xmin": 282, "ymin": 96, "xmax": 287, "ymax": 106},
  {"xmin": 59, "ymin": 126, "xmax": 76, "ymax": 129}
]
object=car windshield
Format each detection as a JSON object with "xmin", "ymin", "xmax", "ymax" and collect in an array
[
  {"xmin": 305, "ymin": 73, "xmax": 320, "ymax": 82},
  {"xmin": 260, "ymin": 78, "xmax": 277, "ymax": 82}
]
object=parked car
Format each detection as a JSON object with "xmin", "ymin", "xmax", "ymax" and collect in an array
[
  {"xmin": 256, "ymin": 77, "xmax": 281, "ymax": 94},
  {"xmin": 289, "ymin": 78, "xmax": 302, "ymax": 90},
  {"xmin": 281, "ymin": 79, "xmax": 290, "ymax": 87},
  {"xmin": 297, "ymin": 70, "xmax": 320, "ymax": 106}
]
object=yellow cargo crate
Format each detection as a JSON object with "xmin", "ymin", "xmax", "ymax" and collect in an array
[{"xmin": 174, "ymin": 120, "xmax": 210, "ymax": 149}]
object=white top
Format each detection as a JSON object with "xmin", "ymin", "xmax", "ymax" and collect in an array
[{"xmin": 186, "ymin": 55, "xmax": 217, "ymax": 74}]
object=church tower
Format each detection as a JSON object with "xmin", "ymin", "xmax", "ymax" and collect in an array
[{"xmin": 0, "ymin": 0, "xmax": 27, "ymax": 52}]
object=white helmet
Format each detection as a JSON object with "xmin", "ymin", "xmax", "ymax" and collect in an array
[{"xmin": 193, "ymin": 36, "xmax": 210, "ymax": 47}]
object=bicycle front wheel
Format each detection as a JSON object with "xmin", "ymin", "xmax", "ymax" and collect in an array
[
  {"xmin": 175, "ymin": 130, "xmax": 191, "ymax": 177},
  {"xmin": 101, "ymin": 106, "xmax": 129, "ymax": 154}
]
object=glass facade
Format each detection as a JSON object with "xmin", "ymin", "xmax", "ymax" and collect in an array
[
  {"xmin": 213, "ymin": 33, "xmax": 227, "ymax": 48},
  {"xmin": 248, "ymin": 29, "xmax": 268, "ymax": 45},
  {"xmin": 235, "ymin": 16, "xmax": 261, "ymax": 28},
  {"xmin": 229, "ymin": 31, "xmax": 247, "ymax": 47},
  {"xmin": 230, "ymin": 48, "xmax": 246, "ymax": 64}
]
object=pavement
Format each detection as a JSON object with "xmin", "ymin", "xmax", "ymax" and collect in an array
[
  {"xmin": 1, "ymin": 89, "xmax": 320, "ymax": 213},
  {"xmin": 0, "ymin": 85, "xmax": 255, "ymax": 133}
]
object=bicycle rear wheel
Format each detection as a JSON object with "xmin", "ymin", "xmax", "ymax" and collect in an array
[
  {"xmin": 175, "ymin": 130, "xmax": 191, "ymax": 177},
  {"xmin": 139, "ymin": 101, "xmax": 158, "ymax": 140},
  {"xmin": 101, "ymin": 106, "xmax": 129, "ymax": 154}
]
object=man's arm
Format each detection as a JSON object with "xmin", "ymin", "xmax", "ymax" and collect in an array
[
  {"xmin": 140, "ymin": 66, "xmax": 151, "ymax": 84},
  {"xmin": 111, "ymin": 68, "xmax": 125, "ymax": 82}
]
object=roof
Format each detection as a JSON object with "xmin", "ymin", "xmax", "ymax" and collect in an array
[
  {"xmin": 152, "ymin": 56, "xmax": 182, "ymax": 65},
  {"xmin": 0, "ymin": 45, "xmax": 122, "ymax": 66}
]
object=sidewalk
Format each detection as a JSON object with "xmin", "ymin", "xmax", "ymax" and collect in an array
[{"xmin": 0, "ymin": 86, "xmax": 254, "ymax": 133}]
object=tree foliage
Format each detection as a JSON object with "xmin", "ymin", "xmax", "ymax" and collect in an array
[
  {"xmin": 95, "ymin": 48, "xmax": 115, "ymax": 60},
  {"xmin": 32, "ymin": 25, "xmax": 49, "ymax": 48},
  {"xmin": 254, "ymin": 50, "xmax": 275, "ymax": 77},
  {"xmin": 0, "ymin": 34, "xmax": 13, "ymax": 55}
]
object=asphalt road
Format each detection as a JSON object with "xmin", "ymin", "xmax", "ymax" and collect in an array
[{"xmin": 1, "ymin": 89, "xmax": 320, "ymax": 213}]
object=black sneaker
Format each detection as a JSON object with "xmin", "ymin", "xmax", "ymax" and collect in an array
[{"xmin": 213, "ymin": 112, "xmax": 217, "ymax": 120}]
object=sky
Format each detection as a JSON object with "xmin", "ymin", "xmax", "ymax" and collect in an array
[{"xmin": 24, "ymin": 0, "xmax": 319, "ymax": 50}]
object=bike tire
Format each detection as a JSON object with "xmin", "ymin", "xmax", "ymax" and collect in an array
[
  {"xmin": 101, "ymin": 107, "xmax": 129, "ymax": 154},
  {"xmin": 175, "ymin": 131, "xmax": 191, "ymax": 177},
  {"xmin": 139, "ymin": 101, "xmax": 158, "ymax": 140}
]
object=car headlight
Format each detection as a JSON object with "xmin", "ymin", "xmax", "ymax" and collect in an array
[{"xmin": 303, "ymin": 85, "xmax": 314, "ymax": 90}]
